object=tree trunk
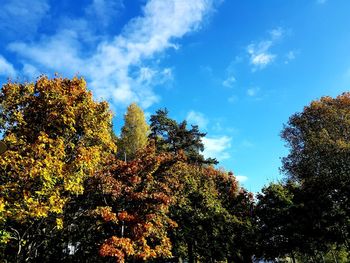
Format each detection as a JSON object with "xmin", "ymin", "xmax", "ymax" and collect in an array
[
  {"xmin": 290, "ymin": 251, "xmax": 296, "ymax": 263},
  {"xmin": 188, "ymin": 242, "xmax": 194, "ymax": 263}
]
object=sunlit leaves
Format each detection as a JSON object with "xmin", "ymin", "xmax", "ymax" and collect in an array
[
  {"xmin": 118, "ymin": 103, "xmax": 149, "ymax": 161},
  {"xmin": 0, "ymin": 76, "xmax": 116, "ymax": 260},
  {"xmin": 95, "ymin": 145, "xmax": 179, "ymax": 262}
]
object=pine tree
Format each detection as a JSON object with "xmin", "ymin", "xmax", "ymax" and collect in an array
[
  {"xmin": 119, "ymin": 103, "xmax": 149, "ymax": 160},
  {"xmin": 149, "ymin": 109, "xmax": 217, "ymax": 165}
]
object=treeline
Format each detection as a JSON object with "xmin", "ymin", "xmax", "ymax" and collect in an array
[{"xmin": 0, "ymin": 76, "xmax": 349, "ymax": 262}]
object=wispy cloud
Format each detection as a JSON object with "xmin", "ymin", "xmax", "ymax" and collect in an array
[
  {"xmin": 222, "ymin": 59, "xmax": 238, "ymax": 88},
  {"xmin": 186, "ymin": 110, "xmax": 209, "ymax": 129},
  {"xmin": 247, "ymin": 27, "xmax": 284, "ymax": 70},
  {"xmin": 0, "ymin": 0, "xmax": 49, "ymax": 39},
  {"xmin": 7, "ymin": 0, "xmax": 218, "ymax": 108},
  {"xmin": 222, "ymin": 75, "xmax": 236, "ymax": 88},
  {"xmin": 85, "ymin": 0, "xmax": 124, "ymax": 28},
  {"xmin": 317, "ymin": 0, "xmax": 327, "ymax": 4},
  {"xmin": 0, "ymin": 56, "xmax": 16, "ymax": 77},
  {"xmin": 247, "ymin": 87, "xmax": 260, "ymax": 97},
  {"xmin": 202, "ymin": 136, "xmax": 231, "ymax": 161},
  {"xmin": 235, "ymin": 175, "xmax": 248, "ymax": 183},
  {"xmin": 284, "ymin": 50, "xmax": 296, "ymax": 64}
]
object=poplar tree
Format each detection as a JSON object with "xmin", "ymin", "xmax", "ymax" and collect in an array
[{"xmin": 119, "ymin": 103, "xmax": 149, "ymax": 161}]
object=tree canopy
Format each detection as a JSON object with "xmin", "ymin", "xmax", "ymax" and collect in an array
[
  {"xmin": 281, "ymin": 93, "xmax": 350, "ymax": 251},
  {"xmin": 0, "ymin": 76, "xmax": 116, "ymax": 261},
  {"xmin": 149, "ymin": 108, "xmax": 217, "ymax": 165},
  {"xmin": 1, "ymin": 76, "xmax": 349, "ymax": 262}
]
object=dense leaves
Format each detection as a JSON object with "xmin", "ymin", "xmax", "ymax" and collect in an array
[
  {"xmin": 95, "ymin": 145, "xmax": 179, "ymax": 262},
  {"xmin": 254, "ymin": 93, "xmax": 350, "ymax": 262},
  {"xmin": 1, "ymin": 76, "xmax": 349, "ymax": 263},
  {"xmin": 0, "ymin": 76, "xmax": 116, "ymax": 261},
  {"xmin": 281, "ymin": 93, "xmax": 350, "ymax": 250}
]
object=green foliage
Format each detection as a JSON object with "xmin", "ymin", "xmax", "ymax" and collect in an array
[
  {"xmin": 253, "ymin": 93, "xmax": 350, "ymax": 262},
  {"xmin": 149, "ymin": 108, "xmax": 217, "ymax": 165},
  {"xmin": 4, "ymin": 76, "xmax": 350, "ymax": 263},
  {"xmin": 281, "ymin": 93, "xmax": 350, "ymax": 252},
  {"xmin": 255, "ymin": 183, "xmax": 300, "ymax": 261},
  {"xmin": 168, "ymin": 165, "xmax": 254, "ymax": 263}
]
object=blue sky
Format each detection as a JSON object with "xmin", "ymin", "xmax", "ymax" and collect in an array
[{"xmin": 1, "ymin": 0, "xmax": 350, "ymax": 193}]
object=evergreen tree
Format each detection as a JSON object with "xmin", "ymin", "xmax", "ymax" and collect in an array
[{"xmin": 149, "ymin": 109, "xmax": 217, "ymax": 165}]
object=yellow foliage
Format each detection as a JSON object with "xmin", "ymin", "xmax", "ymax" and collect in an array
[
  {"xmin": 0, "ymin": 76, "xmax": 117, "ymax": 228},
  {"xmin": 56, "ymin": 218, "xmax": 63, "ymax": 230}
]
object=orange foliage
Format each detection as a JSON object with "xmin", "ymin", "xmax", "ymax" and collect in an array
[{"xmin": 95, "ymin": 145, "xmax": 180, "ymax": 262}]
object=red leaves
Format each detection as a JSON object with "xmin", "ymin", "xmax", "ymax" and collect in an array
[
  {"xmin": 99, "ymin": 237, "xmax": 134, "ymax": 263},
  {"xmin": 117, "ymin": 211, "xmax": 135, "ymax": 222},
  {"xmin": 95, "ymin": 145, "xmax": 178, "ymax": 262}
]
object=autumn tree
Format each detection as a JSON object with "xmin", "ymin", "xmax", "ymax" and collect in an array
[
  {"xmin": 149, "ymin": 109, "xmax": 217, "ymax": 165},
  {"xmin": 281, "ymin": 93, "xmax": 350, "ymax": 252},
  {"xmin": 118, "ymin": 103, "xmax": 149, "ymax": 161},
  {"xmin": 0, "ymin": 76, "xmax": 116, "ymax": 261},
  {"xmin": 93, "ymin": 145, "xmax": 184, "ymax": 263}
]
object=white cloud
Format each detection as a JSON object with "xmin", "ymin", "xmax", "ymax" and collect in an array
[
  {"xmin": 247, "ymin": 27, "xmax": 284, "ymax": 70},
  {"xmin": 202, "ymin": 136, "xmax": 231, "ymax": 161},
  {"xmin": 286, "ymin": 51, "xmax": 295, "ymax": 60},
  {"xmin": 317, "ymin": 0, "xmax": 327, "ymax": 4},
  {"xmin": 0, "ymin": 0, "xmax": 49, "ymax": 38},
  {"xmin": 269, "ymin": 27, "xmax": 284, "ymax": 40},
  {"xmin": 8, "ymin": 30, "xmax": 84, "ymax": 73},
  {"xmin": 247, "ymin": 87, "xmax": 260, "ymax": 97},
  {"xmin": 222, "ymin": 75, "xmax": 236, "ymax": 88},
  {"xmin": 284, "ymin": 50, "xmax": 296, "ymax": 64},
  {"xmin": 186, "ymin": 110, "xmax": 209, "ymax": 129},
  {"xmin": 22, "ymin": 63, "xmax": 40, "ymax": 78},
  {"xmin": 85, "ymin": 0, "xmax": 124, "ymax": 28},
  {"xmin": 7, "ymin": 0, "xmax": 217, "ymax": 108},
  {"xmin": 250, "ymin": 52, "xmax": 275, "ymax": 67},
  {"xmin": 235, "ymin": 175, "xmax": 248, "ymax": 183},
  {"xmin": 0, "ymin": 55, "xmax": 16, "ymax": 77}
]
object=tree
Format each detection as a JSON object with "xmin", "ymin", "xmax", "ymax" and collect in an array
[
  {"xmin": 281, "ymin": 93, "xmax": 350, "ymax": 258},
  {"xmin": 168, "ymin": 165, "xmax": 252, "ymax": 263},
  {"xmin": 149, "ymin": 109, "xmax": 217, "ymax": 165},
  {"xmin": 93, "ymin": 145, "xmax": 180, "ymax": 263},
  {"xmin": 255, "ymin": 183, "xmax": 301, "ymax": 262},
  {"xmin": 0, "ymin": 76, "xmax": 116, "ymax": 261},
  {"xmin": 118, "ymin": 103, "xmax": 149, "ymax": 161}
]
